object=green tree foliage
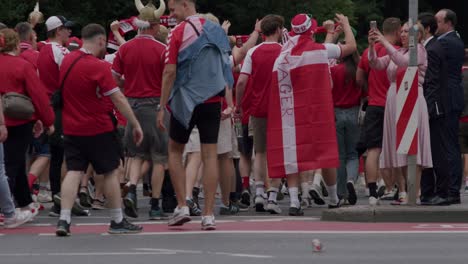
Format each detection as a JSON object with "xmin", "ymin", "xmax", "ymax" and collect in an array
[{"xmin": 0, "ymin": 0, "xmax": 465, "ymax": 48}]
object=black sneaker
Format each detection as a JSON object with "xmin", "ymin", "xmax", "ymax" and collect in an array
[
  {"xmin": 328, "ymin": 200, "xmax": 341, "ymax": 209},
  {"xmin": 346, "ymin": 182, "xmax": 357, "ymax": 205},
  {"xmin": 72, "ymin": 201, "xmax": 90, "ymax": 216},
  {"xmin": 377, "ymin": 185, "xmax": 386, "ymax": 198},
  {"xmin": 78, "ymin": 191, "xmax": 92, "ymax": 208},
  {"xmin": 240, "ymin": 189, "xmax": 251, "ymax": 207},
  {"xmin": 108, "ymin": 218, "xmax": 143, "ymax": 234},
  {"xmin": 192, "ymin": 187, "xmax": 200, "ymax": 208},
  {"xmin": 56, "ymin": 220, "xmax": 71, "ymax": 237},
  {"xmin": 123, "ymin": 192, "xmax": 138, "ymax": 218},
  {"xmin": 186, "ymin": 198, "xmax": 202, "ymax": 216},
  {"xmin": 309, "ymin": 188, "xmax": 326, "ymax": 205},
  {"xmin": 288, "ymin": 206, "xmax": 304, "ymax": 216},
  {"xmin": 49, "ymin": 204, "xmax": 60, "ymax": 217}
]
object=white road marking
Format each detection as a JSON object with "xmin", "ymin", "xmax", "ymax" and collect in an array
[
  {"xmin": 101, "ymin": 230, "xmax": 468, "ymax": 236},
  {"xmin": 214, "ymin": 252, "xmax": 273, "ymax": 258},
  {"xmin": 38, "ymin": 233, "xmax": 55, "ymax": 236},
  {"xmin": 134, "ymin": 248, "xmax": 203, "ymax": 254},
  {"xmin": 0, "ymin": 252, "xmax": 175, "ymax": 257}
]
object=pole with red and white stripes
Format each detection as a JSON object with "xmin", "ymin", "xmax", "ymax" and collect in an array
[{"xmin": 396, "ymin": 0, "xmax": 419, "ymax": 205}]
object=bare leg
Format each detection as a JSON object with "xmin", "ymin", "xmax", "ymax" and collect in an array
[
  {"xmin": 168, "ymin": 139, "xmax": 187, "ymax": 208},
  {"xmin": 200, "ymin": 143, "xmax": 219, "ymax": 216},
  {"xmin": 218, "ymin": 153, "xmax": 233, "ymax": 206},
  {"xmin": 185, "ymin": 152, "xmax": 202, "ymax": 199}
]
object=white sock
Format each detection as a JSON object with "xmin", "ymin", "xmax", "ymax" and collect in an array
[
  {"xmin": 465, "ymin": 177, "xmax": 468, "ymax": 186},
  {"xmin": 313, "ymin": 174, "xmax": 322, "ymax": 187},
  {"xmin": 301, "ymin": 182, "xmax": 310, "ymax": 197},
  {"xmin": 399, "ymin": 192, "xmax": 407, "ymax": 199},
  {"xmin": 109, "ymin": 208, "xmax": 123, "ymax": 223},
  {"xmin": 59, "ymin": 209, "xmax": 71, "ymax": 224},
  {"xmin": 289, "ymin": 187, "xmax": 300, "ymax": 208},
  {"xmin": 255, "ymin": 181, "xmax": 265, "ymax": 196},
  {"xmin": 185, "ymin": 196, "xmax": 192, "ymax": 201},
  {"xmin": 326, "ymin": 184, "xmax": 339, "ymax": 205},
  {"xmin": 268, "ymin": 187, "xmax": 279, "ymax": 202}
]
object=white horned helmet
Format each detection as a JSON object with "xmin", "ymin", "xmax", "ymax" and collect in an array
[
  {"xmin": 135, "ymin": 0, "xmax": 166, "ymax": 24},
  {"xmin": 29, "ymin": 0, "xmax": 44, "ymax": 24}
]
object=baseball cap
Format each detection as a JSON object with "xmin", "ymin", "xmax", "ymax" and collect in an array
[
  {"xmin": 67, "ymin": 36, "xmax": 83, "ymax": 51},
  {"xmin": 45, "ymin": 16, "xmax": 74, "ymax": 32},
  {"xmin": 290, "ymin": 14, "xmax": 318, "ymax": 36}
]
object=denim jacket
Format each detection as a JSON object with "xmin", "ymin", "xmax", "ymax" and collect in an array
[{"xmin": 168, "ymin": 20, "xmax": 234, "ymax": 129}]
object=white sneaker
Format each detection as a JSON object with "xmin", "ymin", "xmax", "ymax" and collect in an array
[
  {"xmin": 37, "ymin": 189, "xmax": 53, "ymax": 203},
  {"xmin": 300, "ymin": 195, "xmax": 311, "ymax": 208},
  {"xmin": 381, "ymin": 189, "xmax": 397, "ymax": 200},
  {"xmin": 201, "ymin": 215, "xmax": 216, "ymax": 231},
  {"xmin": 168, "ymin": 206, "xmax": 191, "ymax": 226},
  {"xmin": 27, "ymin": 203, "xmax": 41, "ymax": 219},
  {"xmin": 309, "ymin": 185, "xmax": 325, "ymax": 205},
  {"xmin": 4, "ymin": 210, "xmax": 33, "ymax": 229},
  {"xmin": 369, "ymin": 197, "xmax": 380, "ymax": 206},
  {"xmin": 266, "ymin": 201, "xmax": 282, "ymax": 214}
]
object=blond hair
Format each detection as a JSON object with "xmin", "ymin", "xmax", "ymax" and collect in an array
[
  {"xmin": 200, "ymin": 13, "xmax": 220, "ymax": 25},
  {"xmin": 0, "ymin": 28, "xmax": 19, "ymax": 53},
  {"xmin": 156, "ymin": 25, "xmax": 169, "ymax": 44}
]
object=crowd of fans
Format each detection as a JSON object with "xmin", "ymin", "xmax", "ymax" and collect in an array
[{"xmin": 0, "ymin": 0, "xmax": 466, "ymax": 237}]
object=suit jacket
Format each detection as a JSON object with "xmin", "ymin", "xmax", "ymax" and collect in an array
[
  {"xmin": 423, "ymin": 37, "xmax": 448, "ymax": 119},
  {"xmin": 438, "ymin": 31, "xmax": 465, "ymax": 114}
]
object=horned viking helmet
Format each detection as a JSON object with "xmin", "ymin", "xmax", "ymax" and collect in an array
[
  {"xmin": 29, "ymin": 1, "xmax": 44, "ymax": 24},
  {"xmin": 135, "ymin": 0, "xmax": 166, "ymax": 23}
]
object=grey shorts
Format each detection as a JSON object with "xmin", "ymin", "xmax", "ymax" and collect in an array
[
  {"xmin": 251, "ymin": 116, "xmax": 267, "ymax": 153},
  {"xmin": 125, "ymin": 97, "xmax": 168, "ymax": 164}
]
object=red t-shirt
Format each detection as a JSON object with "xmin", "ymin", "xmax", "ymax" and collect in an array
[
  {"xmin": 0, "ymin": 54, "xmax": 54, "ymax": 127},
  {"xmin": 358, "ymin": 43, "xmax": 395, "ymax": 107},
  {"xmin": 37, "ymin": 42, "xmax": 70, "ymax": 97},
  {"xmin": 240, "ymin": 42, "xmax": 282, "ymax": 118},
  {"xmin": 19, "ymin": 42, "xmax": 39, "ymax": 69},
  {"xmin": 112, "ymin": 35, "xmax": 166, "ymax": 98},
  {"xmin": 331, "ymin": 63, "xmax": 362, "ymax": 108},
  {"xmin": 61, "ymin": 50, "xmax": 120, "ymax": 136},
  {"xmin": 166, "ymin": 15, "xmax": 220, "ymax": 103},
  {"xmin": 460, "ymin": 66, "xmax": 468, "ymax": 122}
]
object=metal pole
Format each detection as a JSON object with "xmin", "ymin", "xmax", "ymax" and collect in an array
[{"xmin": 407, "ymin": 0, "xmax": 418, "ymax": 206}]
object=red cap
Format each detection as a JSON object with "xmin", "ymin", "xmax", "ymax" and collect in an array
[
  {"xmin": 290, "ymin": 14, "xmax": 318, "ymax": 36},
  {"xmin": 67, "ymin": 36, "xmax": 82, "ymax": 50}
]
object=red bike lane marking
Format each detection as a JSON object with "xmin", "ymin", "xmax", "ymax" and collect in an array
[{"xmin": 3, "ymin": 221, "xmax": 468, "ymax": 235}]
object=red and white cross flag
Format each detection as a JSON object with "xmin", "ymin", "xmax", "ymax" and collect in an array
[{"xmin": 396, "ymin": 66, "xmax": 419, "ymax": 155}]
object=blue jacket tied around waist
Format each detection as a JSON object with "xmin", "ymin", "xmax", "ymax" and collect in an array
[{"xmin": 169, "ymin": 19, "xmax": 234, "ymax": 129}]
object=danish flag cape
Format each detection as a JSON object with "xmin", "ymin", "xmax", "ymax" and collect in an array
[{"xmin": 267, "ymin": 35, "xmax": 339, "ymax": 178}]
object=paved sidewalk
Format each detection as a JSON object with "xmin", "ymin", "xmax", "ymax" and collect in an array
[{"xmin": 322, "ymin": 194, "xmax": 468, "ymax": 223}]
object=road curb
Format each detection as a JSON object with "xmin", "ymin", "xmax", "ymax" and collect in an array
[{"xmin": 321, "ymin": 205, "xmax": 468, "ymax": 223}]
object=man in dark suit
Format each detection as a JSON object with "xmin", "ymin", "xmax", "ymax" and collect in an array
[
  {"xmin": 419, "ymin": 13, "xmax": 450, "ymax": 205},
  {"xmin": 435, "ymin": 9, "xmax": 465, "ymax": 204}
]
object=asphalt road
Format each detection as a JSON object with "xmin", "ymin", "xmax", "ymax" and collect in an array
[
  {"xmin": 1, "ymin": 190, "xmax": 468, "ymax": 264},
  {"xmin": 1, "ymin": 233, "xmax": 467, "ymax": 264}
]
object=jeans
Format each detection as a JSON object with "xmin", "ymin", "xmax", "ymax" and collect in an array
[
  {"xmin": 335, "ymin": 107, "xmax": 361, "ymax": 197},
  {"xmin": 4, "ymin": 122, "xmax": 34, "ymax": 207},
  {"xmin": 0, "ymin": 143, "xmax": 15, "ymax": 218}
]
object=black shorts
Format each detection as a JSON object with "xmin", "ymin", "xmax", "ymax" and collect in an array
[
  {"xmin": 238, "ymin": 124, "xmax": 253, "ymax": 156},
  {"xmin": 64, "ymin": 131, "xmax": 122, "ymax": 175},
  {"xmin": 362, "ymin": 106, "xmax": 385, "ymax": 149},
  {"xmin": 170, "ymin": 102, "xmax": 221, "ymax": 144}
]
